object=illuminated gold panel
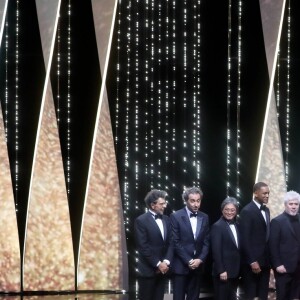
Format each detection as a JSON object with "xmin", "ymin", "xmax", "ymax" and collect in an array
[
  {"xmin": 0, "ymin": 0, "xmax": 21, "ymax": 292},
  {"xmin": 23, "ymin": 1, "xmax": 74, "ymax": 290},
  {"xmin": 77, "ymin": 0, "xmax": 128, "ymax": 290},
  {"xmin": 257, "ymin": 0, "xmax": 286, "ymax": 217}
]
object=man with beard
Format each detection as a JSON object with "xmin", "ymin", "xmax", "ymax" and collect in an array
[
  {"xmin": 269, "ymin": 190, "xmax": 300, "ymax": 300},
  {"xmin": 170, "ymin": 186, "xmax": 210, "ymax": 300}
]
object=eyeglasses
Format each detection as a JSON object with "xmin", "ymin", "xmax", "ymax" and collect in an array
[{"xmin": 223, "ymin": 208, "xmax": 236, "ymax": 213}]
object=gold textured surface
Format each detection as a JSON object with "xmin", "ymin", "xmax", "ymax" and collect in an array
[
  {"xmin": 78, "ymin": 0, "xmax": 127, "ymax": 290},
  {"xmin": 24, "ymin": 2, "xmax": 74, "ymax": 289},
  {"xmin": 78, "ymin": 94, "xmax": 125, "ymax": 290},
  {"xmin": 0, "ymin": 99, "xmax": 21, "ymax": 292},
  {"xmin": 0, "ymin": 2, "xmax": 21, "ymax": 292},
  {"xmin": 23, "ymin": 82, "xmax": 74, "ymax": 291},
  {"xmin": 256, "ymin": 97, "xmax": 286, "ymax": 217},
  {"xmin": 257, "ymin": 0, "xmax": 287, "ymax": 218}
]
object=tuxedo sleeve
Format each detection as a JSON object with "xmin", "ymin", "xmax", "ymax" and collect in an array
[
  {"xmin": 211, "ymin": 224, "xmax": 225, "ymax": 274},
  {"xmin": 170, "ymin": 214, "xmax": 191, "ymax": 264},
  {"xmin": 198, "ymin": 215, "xmax": 210, "ymax": 262},
  {"xmin": 239, "ymin": 209, "xmax": 256, "ymax": 264},
  {"xmin": 134, "ymin": 218, "xmax": 160, "ymax": 267},
  {"xmin": 269, "ymin": 219, "xmax": 282, "ymax": 268},
  {"xmin": 164, "ymin": 219, "xmax": 174, "ymax": 263}
]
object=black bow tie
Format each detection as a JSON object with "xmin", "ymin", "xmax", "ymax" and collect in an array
[
  {"xmin": 260, "ymin": 205, "xmax": 266, "ymax": 211},
  {"xmin": 190, "ymin": 213, "xmax": 197, "ymax": 218},
  {"xmin": 227, "ymin": 220, "xmax": 235, "ymax": 225},
  {"xmin": 155, "ymin": 214, "xmax": 162, "ymax": 220}
]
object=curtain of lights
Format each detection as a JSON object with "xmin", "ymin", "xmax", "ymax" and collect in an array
[
  {"xmin": 114, "ymin": 0, "xmax": 202, "ymax": 281},
  {"xmin": 115, "ymin": 0, "xmax": 202, "ymax": 214},
  {"xmin": 226, "ymin": 0, "xmax": 242, "ymax": 199},
  {"xmin": 55, "ymin": 0, "xmax": 72, "ymax": 195}
]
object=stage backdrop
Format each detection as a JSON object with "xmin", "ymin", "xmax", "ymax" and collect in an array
[{"xmin": 0, "ymin": 0, "xmax": 127, "ymax": 292}]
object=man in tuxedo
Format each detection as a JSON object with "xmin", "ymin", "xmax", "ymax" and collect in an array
[
  {"xmin": 269, "ymin": 190, "xmax": 300, "ymax": 300},
  {"xmin": 170, "ymin": 186, "xmax": 210, "ymax": 300},
  {"xmin": 134, "ymin": 189, "xmax": 173, "ymax": 300},
  {"xmin": 239, "ymin": 182, "xmax": 271, "ymax": 300},
  {"xmin": 211, "ymin": 197, "xmax": 240, "ymax": 300}
]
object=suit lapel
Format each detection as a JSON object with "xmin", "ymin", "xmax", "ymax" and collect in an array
[
  {"xmin": 162, "ymin": 218, "xmax": 167, "ymax": 241},
  {"xmin": 181, "ymin": 210, "xmax": 195, "ymax": 239},
  {"xmin": 222, "ymin": 218, "xmax": 238, "ymax": 248},
  {"xmin": 147, "ymin": 212, "xmax": 164, "ymax": 240},
  {"xmin": 195, "ymin": 215, "xmax": 203, "ymax": 239},
  {"xmin": 251, "ymin": 201, "xmax": 267, "ymax": 226}
]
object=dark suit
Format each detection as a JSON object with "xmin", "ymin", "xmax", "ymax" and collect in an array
[
  {"xmin": 239, "ymin": 201, "xmax": 270, "ymax": 300},
  {"xmin": 134, "ymin": 211, "xmax": 173, "ymax": 300},
  {"xmin": 269, "ymin": 212, "xmax": 300, "ymax": 300},
  {"xmin": 170, "ymin": 208, "xmax": 210, "ymax": 300},
  {"xmin": 211, "ymin": 217, "xmax": 241, "ymax": 300}
]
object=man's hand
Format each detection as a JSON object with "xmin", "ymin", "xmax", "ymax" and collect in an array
[
  {"xmin": 158, "ymin": 261, "xmax": 169, "ymax": 274},
  {"xmin": 276, "ymin": 265, "xmax": 287, "ymax": 274},
  {"xmin": 188, "ymin": 259, "xmax": 202, "ymax": 270},
  {"xmin": 219, "ymin": 271, "xmax": 228, "ymax": 281},
  {"xmin": 250, "ymin": 261, "xmax": 261, "ymax": 274}
]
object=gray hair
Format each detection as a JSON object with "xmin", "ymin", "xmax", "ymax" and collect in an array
[
  {"xmin": 221, "ymin": 197, "xmax": 239, "ymax": 211},
  {"xmin": 284, "ymin": 190, "xmax": 300, "ymax": 204}
]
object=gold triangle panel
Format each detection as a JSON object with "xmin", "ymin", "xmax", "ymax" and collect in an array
[
  {"xmin": 0, "ymin": 1, "xmax": 21, "ymax": 292},
  {"xmin": 256, "ymin": 0, "xmax": 286, "ymax": 217},
  {"xmin": 78, "ymin": 0, "xmax": 128, "ymax": 291},
  {"xmin": 23, "ymin": 1, "xmax": 74, "ymax": 291}
]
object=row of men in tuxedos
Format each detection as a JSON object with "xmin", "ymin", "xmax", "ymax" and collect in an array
[
  {"xmin": 208, "ymin": 183, "xmax": 300, "ymax": 300},
  {"xmin": 134, "ymin": 187, "xmax": 209, "ymax": 300},
  {"xmin": 134, "ymin": 184, "xmax": 300, "ymax": 300}
]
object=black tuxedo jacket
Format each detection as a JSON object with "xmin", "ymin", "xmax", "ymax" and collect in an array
[
  {"xmin": 211, "ymin": 217, "xmax": 241, "ymax": 278},
  {"xmin": 269, "ymin": 212, "xmax": 300, "ymax": 273},
  {"xmin": 239, "ymin": 201, "xmax": 270, "ymax": 267},
  {"xmin": 134, "ymin": 211, "xmax": 173, "ymax": 277},
  {"xmin": 170, "ymin": 208, "xmax": 210, "ymax": 275}
]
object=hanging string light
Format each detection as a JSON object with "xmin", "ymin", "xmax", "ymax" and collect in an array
[
  {"xmin": 133, "ymin": 0, "xmax": 140, "ymax": 194},
  {"xmin": 182, "ymin": 1, "xmax": 187, "ymax": 176},
  {"xmin": 226, "ymin": 0, "xmax": 232, "ymax": 196},
  {"xmin": 275, "ymin": 49, "xmax": 280, "ymax": 115},
  {"xmin": 149, "ymin": 0, "xmax": 155, "ymax": 188},
  {"xmin": 171, "ymin": 0, "xmax": 176, "ymax": 194},
  {"xmin": 15, "ymin": 0, "xmax": 20, "ymax": 212},
  {"xmin": 156, "ymin": 0, "xmax": 162, "ymax": 189},
  {"xmin": 144, "ymin": 0, "xmax": 149, "ymax": 190},
  {"xmin": 66, "ymin": 0, "xmax": 72, "ymax": 194},
  {"xmin": 56, "ymin": 19, "xmax": 61, "ymax": 129},
  {"xmin": 164, "ymin": 0, "xmax": 170, "ymax": 193},
  {"xmin": 123, "ymin": 0, "xmax": 132, "ymax": 232},
  {"xmin": 226, "ymin": 0, "xmax": 242, "ymax": 198},
  {"xmin": 5, "ymin": 20, "xmax": 9, "ymax": 141},
  {"xmin": 285, "ymin": 0, "xmax": 291, "ymax": 187},
  {"xmin": 115, "ymin": 1, "xmax": 121, "ymax": 148},
  {"xmin": 236, "ymin": 0, "xmax": 242, "ymax": 200},
  {"xmin": 192, "ymin": 0, "xmax": 201, "ymax": 187}
]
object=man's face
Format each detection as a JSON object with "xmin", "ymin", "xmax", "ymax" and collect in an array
[
  {"xmin": 285, "ymin": 199, "xmax": 300, "ymax": 216},
  {"xmin": 254, "ymin": 186, "xmax": 270, "ymax": 204},
  {"xmin": 150, "ymin": 197, "xmax": 167, "ymax": 215},
  {"xmin": 222, "ymin": 203, "xmax": 237, "ymax": 221},
  {"xmin": 186, "ymin": 193, "xmax": 201, "ymax": 213}
]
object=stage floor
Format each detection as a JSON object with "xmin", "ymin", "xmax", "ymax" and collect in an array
[{"xmin": 0, "ymin": 290, "xmax": 277, "ymax": 300}]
